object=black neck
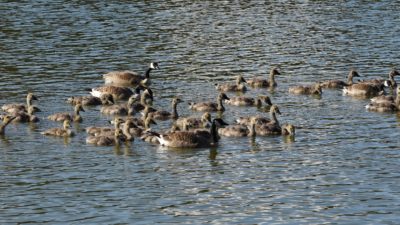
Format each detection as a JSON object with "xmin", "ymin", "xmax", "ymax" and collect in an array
[{"xmin": 145, "ymin": 68, "xmax": 152, "ymax": 78}]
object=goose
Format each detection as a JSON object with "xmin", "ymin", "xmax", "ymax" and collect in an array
[
  {"xmin": 320, "ymin": 69, "xmax": 361, "ymax": 89},
  {"xmin": 86, "ymin": 127, "xmax": 125, "ymax": 146},
  {"xmin": 289, "ymin": 83, "xmax": 322, "ymax": 95},
  {"xmin": 0, "ymin": 115, "xmax": 16, "ymax": 135},
  {"xmin": 153, "ymin": 118, "xmax": 224, "ymax": 148},
  {"xmin": 175, "ymin": 112, "xmax": 212, "ymax": 130},
  {"xmin": 48, "ymin": 104, "xmax": 85, "ymax": 122},
  {"xmin": 41, "ymin": 119, "xmax": 74, "ymax": 137},
  {"xmin": 2, "ymin": 93, "xmax": 40, "ymax": 114},
  {"xmin": 225, "ymin": 95, "xmax": 272, "ymax": 107},
  {"xmin": 247, "ymin": 67, "xmax": 280, "ymax": 88},
  {"xmin": 343, "ymin": 79, "xmax": 384, "ymax": 97},
  {"xmin": 86, "ymin": 117, "xmax": 123, "ymax": 136},
  {"xmin": 218, "ymin": 117, "xmax": 257, "ymax": 137},
  {"xmin": 103, "ymin": 62, "xmax": 159, "ymax": 86},
  {"xmin": 358, "ymin": 69, "xmax": 399, "ymax": 88},
  {"xmin": 189, "ymin": 93, "xmax": 230, "ymax": 112},
  {"xmin": 281, "ymin": 124, "xmax": 296, "ymax": 136},
  {"xmin": 148, "ymin": 97, "xmax": 183, "ymax": 120},
  {"xmin": 215, "ymin": 75, "xmax": 247, "ymax": 92},
  {"xmin": 11, "ymin": 105, "xmax": 39, "ymax": 123},
  {"xmin": 256, "ymin": 105, "xmax": 283, "ymax": 136},
  {"xmin": 66, "ymin": 93, "xmax": 114, "ymax": 106},
  {"xmin": 90, "ymin": 85, "xmax": 134, "ymax": 101},
  {"xmin": 365, "ymin": 86, "xmax": 400, "ymax": 112}
]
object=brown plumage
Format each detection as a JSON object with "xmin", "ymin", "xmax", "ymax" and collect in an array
[
  {"xmin": 2, "ymin": 93, "xmax": 39, "ymax": 114},
  {"xmin": 320, "ymin": 69, "xmax": 360, "ymax": 89},
  {"xmin": 289, "ymin": 83, "xmax": 322, "ymax": 95},
  {"xmin": 41, "ymin": 120, "xmax": 74, "ymax": 137},
  {"xmin": 215, "ymin": 75, "xmax": 247, "ymax": 92},
  {"xmin": 0, "ymin": 115, "xmax": 16, "ymax": 135},
  {"xmin": 225, "ymin": 95, "xmax": 272, "ymax": 107},
  {"xmin": 90, "ymin": 85, "xmax": 134, "ymax": 101},
  {"xmin": 103, "ymin": 62, "xmax": 159, "ymax": 86},
  {"xmin": 247, "ymin": 67, "xmax": 280, "ymax": 88},
  {"xmin": 175, "ymin": 112, "xmax": 212, "ymax": 130},
  {"xmin": 148, "ymin": 97, "xmax": 183, "ymax": 120},
  {"xmin": 189, "ymin": 93, "xmax": 230, "ymax": 112},
  {"xmin": 48, "ymin": 104, "xmax": 85, "ymax": 122},
  {"xmin": 366, "ymin": 86, "xmax": 400, "ymax": 112},
  {"xmin": 66, "ymin": 93, "xmax": 114, "ymax": 106},
  {"xmin": 218, "ymin": 117, "xmax": 256, "ymax": 137}
]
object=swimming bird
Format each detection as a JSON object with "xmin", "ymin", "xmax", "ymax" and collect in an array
[
  {"xmin": 86, "ymin": 117, "xmax": 124, "ymax": 136},
  {"xmin": 86, "ymin": 127, "xmax": 125, "ymax": 146},
  {"xmin": 189, "ymin": 93, "xmax": 230, "ymax": 112},
  {"xmin": 41, "ymin": 119, "xmax": 74, "ymax": 137},
  {"xmin": 103, "ymin": 62, "xmax": 159, "ymax": 86},
  {"xmin": 90, "ymin": 85, "xmax": 134, "ymax": 101},
  {"xmin": 247, "ymin": 67, "xmax": 280, "ymax": 88},
  {"xmin": 11, "ymin": 105, "xmax": 40, "ymax": 123},
  {"xmin": 281, "ymin": 124, "xmax": 296, "ymax": 136},
  {"xmin": 289, "ymin": 83, "xmax": 322, "ymax": 95},
  {"xmin": 225, "ymin": 95, "xmax": 272, "ymax": 107},
  {"xmin": 153, "ymin": 118, "xmax": 225, "ymax": 148},
  {"xmin": 215, "ymin": 75, "xmax": 247, "ymax": 92},
  {"xmin": 0, "ymin": 115, "xmax": 16, "ymax": 135},
  {"xmin": 175, "ymin": 112, "xmax": 212, "ymax": 130},
  {"xmin": 66, "ymin": 93, "xmax": 114, "ymax": 106},
  {"xmin": 47, "ymin": 104, "xmax": 85, "ymax": 122},
  {"xmin": 320, "ymin": 69, "xmax": 361, "ymax": 89},
  {"xmin": 365, "ymin": 86, "xmax": 400, "ymax": 112},
  {"xmin": 255, "ymin": 105, "xmax": 283, "ymax": 136},
  {"xmin": 218, "ymin": 117, "xmax": 257, "ymax": 137},
  {"xmin": 148, "ymin": 97, "xmax": 183, "ymax": 120},
  {"xmin": 2, "ymin": 93, "xmax": 39, "ymax": 114}
]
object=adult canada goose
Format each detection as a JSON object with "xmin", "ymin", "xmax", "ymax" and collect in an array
[
  {"xmin": 0, "ymin": 115, "xmax": 16, "ymax": 135},
  {"xmin": 215, "ymin": 75, "xmax": 247, "ymax": 92},
  {"xmin": 103, "ymin": 62, "xmax": 159, "ymax": 86},
  {"xmin": 153, "ymin": 118, "xmax": 224, "ymax": 148},
  {"xmin": 218, "ymin": 117, "xmax": 257, "ymax": 137},
  {"xmin": 90, "ymin": 85, "xmax": 134, "ymax": 101},
  {"xmin": 48, "ymin": 104, "xmax": 85, "ymax": 122},
  {"xmin": 2, "ymin": 93, "xmax": 39, "ymax": 114},
  {"xmin": 11, "ymin": 105, "xmax": 39, "ymax": 123},
  {"xmin": 256, "ymin": 105, "xmax": 283, "ymax": 136},
  {"xmin": 148, "ymin": 97, "xmax": 183, "ymax": 120},
  {"xmin": 289, "ymin": 83, "xmax": 322, "ymax": 95},
  {"xmin": 175, "ymin": 112, "xmax": 212, "ymax": 130},
  {"xmin": 225, "ymin": 95, "xmax": 272, "ymax": 107},
  {"xmin": 66, "ymin": 93, "xmax": 114, "ymax": 106},
  {"xmin": 247, "ymin": 67, "xmax": 280, "ymax": 88},
  {"xmin": 365, "ymin": 86, "xmax": 400, "ymax": 112},
  {"xmin": 41, "ymin": 119, "xmax": 75, "ymax": 137},
  {"xmin": 281, "ymin": 124, "xmax": 296, "ymax": 136},
  {"xmin": 189, "ymin": 93, "xmax": 230, "ymax": 112},
  {"xmin": 358, "ymin": 69, "xmax": 399, "ymax": 87},
  {"xmin": 320, "ymin": 69, "xmax": 361, "ymax": 89}
]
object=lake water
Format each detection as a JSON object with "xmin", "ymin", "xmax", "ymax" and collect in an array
[{"xmin": 1, "ymin": 1, "xmax": 400, "ymax": 224}]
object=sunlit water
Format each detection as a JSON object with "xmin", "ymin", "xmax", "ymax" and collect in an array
[{"xmin": 1, "ymin": 1, "xmax": 400, "ymax": 224}]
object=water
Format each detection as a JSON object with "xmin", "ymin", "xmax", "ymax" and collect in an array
[{"xmin": 1, "ymin": 1, "xmax": 400, "ymax": 224}]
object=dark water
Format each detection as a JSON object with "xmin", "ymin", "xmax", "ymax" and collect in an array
[{"xmin": 1, "ymin": 1, "xmax": 400, "ymax": 224}]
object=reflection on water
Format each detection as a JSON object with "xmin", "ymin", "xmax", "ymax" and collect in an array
[{"xmin": 1, "ymin": 0, "xmax": 400, "ymax": 224}]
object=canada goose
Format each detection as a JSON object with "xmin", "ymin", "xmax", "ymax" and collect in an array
[
  {"xmin": 103, "ymin": 62, "xmax": 159, "ymax": 86},
  {"xmin": 236, "ymin": 115, "xmax": 271, "ymax": 126},
  {"xmin": 148, "ymin": 97, "xmax": 183, "ymax": 120},
  {"xmin": 66, "ymin": 93, "xmax": 114, "ymax": 106},
  {"xmin": 90, "ymin": 85, "xmax": 134, "ymax": 101},
  {"xmin": 247, "ymin": 67, "xmax": 280, "ymax": 88},
  {"xmin": 256, "ymin": 105, "xmax": 282, "ymax": 136},
  {"xmin": 2, "ymin": 93, "xmax": 39, "ymax": 114},
  {"xmin": 320, "ymin": 69, "xmax": 361, "ymax": 88},
  {"xmin": 281, "ymin": 124, "xmax": 295, "ymax": 136},
  {"xmin": 86, "ymin": 117, "xmax": 123, "ymax": 136},
  {"xmin": 343, "ymin": 79, "xmax": 384, "ymax": 97},
  {"xmin": 48, "ymin": 104, "xmax": 85, "ymax": 122},
  {"xmin": 215, "ymin": 75, "xmax": 247, "ymax": 92},
  {"xmin": 41, "ymin": 120, "xmax": 75, "ymax": 137},
  {"xmin": 225, "ymin": 95, "xmax": 272, "ymax": 107},
  {"xmin": 175, "ymin": 112, "xmax": 212, "ymax": 130},
  {"xmin": 154, "ymin": 118, "xmax": 224, "ymax": 148},
  {"xmin": 100, "ymin": 103, "xmax": 129, "ymax": 116},
  {"xmin": 289, "ymin": 83, "xmax": 322, "ymax": 95},
  {"xmin": 0, "ymin": 115, "xmax": 16, "ymax": 135},
  {"xmin": 358, "ymin": 69, "xmax": 399, "ymax": 87},
  {"xmin": 86, "ymin": 127, "xmax": 125, "ymax": 146},
  {"xmin": 218, "ymin": 117, "xmax": 257, "ymax": 137},
  {"xmin": 365, "ymin": 86, "xmax": 400, "ymax": 112},
  {"xmin": 11, "ymin": 105, "xmax": 39, "ymax": 123},
  {"xmin": 189, "ymin": 93, "xmax": 230, "ymax": 112}
]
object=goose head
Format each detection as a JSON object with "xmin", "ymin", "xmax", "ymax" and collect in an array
[
  {"xmin": 237, "ymin": 75, "xmax": 247, "ymax": 84},
  {"xmin": 271, "ymin": 67, "xmax": 281, "ymax": 76},
  {"xmin": 150, "ymin": 62, "xmax": 160, "ymax": 70},
  {"xmin": 270, "ymin": 105, "xmax": 281, "ymax": 115},
  {"xmin": 259, "ymin": 95, "xmax": 272, "ymax": 106},
  {"xmin": 218, "ymin": 93, "xmax": 230, "ymax": 101}
]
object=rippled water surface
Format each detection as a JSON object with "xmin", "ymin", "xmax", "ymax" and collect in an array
[{"xmin": 1, "ymin": 1, "xmax": 400, "ymax": 224}]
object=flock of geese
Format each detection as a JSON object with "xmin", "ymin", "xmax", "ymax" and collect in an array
[{"xmin": 1, "ymin": 62, "xmax": 399, "ymax": 148}]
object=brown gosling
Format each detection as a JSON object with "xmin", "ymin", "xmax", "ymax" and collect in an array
[
  {"xmin": 0, "ymin": 115, "xmax": 16, "ymax": 135},
  {"xmin": 48, "ymin": 104, "xmax": 85, "ymax": 122},
  {"xmin": 256, "ymin": 105, "xmax": 282, "ymax": 136},
  {"xmin": 11, "ymin": 105, "xmax": 39, "ymax": 123},
  {"xmin": 41, "ymin": 120, "xmax": 75, "ymax": 137},
  {"xmin": 342, "ymin": 69, "xmax": 386, "ymax": 97},
  {"xmin": 2, "ymin": 93, "xmax": 39, "ymax": 114},
  {"xmin": 218, "ymin": 117, "xmax": 257, "ymax": 137},
  {"xmin": 103, "ymin": 62, "xmax": 159, "ymax": 86},
  {"xmin": 289, "ymin": 83, "xmax": 322, "ymax": 95},
  {"xmin": 153, "ymin": 118, "xmax": 224, "ymax": 148},
  {"xmin": 366, "ymin": 86, "xmax": 400, "ymax": 112},
  {"xmin": 86, "ymin": 127, "xmax": 125, "ymax": 146},
  {"xmin": 148, "ymin": 97, "xmax": 183, "ymax": 120},
  {"xmin": 225, "ymin": 95, "xmax": 272, "ymax": 107},
  {"xmin": 175, "ymin": 112, "xmax": 212, "ymax": 130},
  {"xmin": 247, "ymin": 67, "xmax": 280, "ymax": 88},
  {"xmin": 215, "ymin": 75, "xmax": 247, "ymax": 92},
  {"xmin": 189, "ymin": 93, "xmax": 230, "ymax": 112},
  {"xmin": 320, "ymin": 69, "xmax": 361, "ymax": 89},
  {"xmin": 66, "ymin": 93, "xmax": 114, "ymax": 106},
  {"xmin": 86, "ymin": 117, "xmax": 124, "ymax": 136}
]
